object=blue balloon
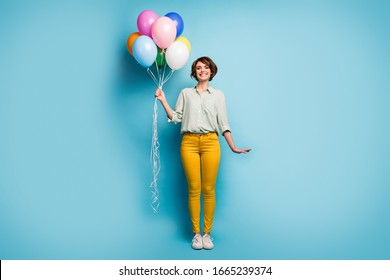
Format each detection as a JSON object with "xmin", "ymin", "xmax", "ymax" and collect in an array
[
  {"xmin": 165, "ymin": 12, "xmax": 184, "ymax": 37},
  {"xmin": 132, "ymin": 35, "xmax": 157, "ymax": 68}
]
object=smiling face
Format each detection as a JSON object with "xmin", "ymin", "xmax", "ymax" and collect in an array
[
  {"xmin": 190, "ymin": 56, "xmax": 218, "ymax": 81},
  {"xmin": 195, "ymin": 61, "xmax": 211, "ymax": 82}
]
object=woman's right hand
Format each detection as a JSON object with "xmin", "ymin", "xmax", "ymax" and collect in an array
[
  {"xmin": 155, "ymin": 87, "xmax": 173, "ymax": 120},
  {"xmin": 155, "ymin": 87, "xmax": 166, "ymax": 102}
]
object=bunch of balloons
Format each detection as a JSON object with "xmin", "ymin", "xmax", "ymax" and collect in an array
[
  {"xmin": 126, "ymin": 10, "xmax": 191, "ymax": 213},
  {"xmin": 127, "ymin": 10, "xmax": 191, "ymax": 87}
]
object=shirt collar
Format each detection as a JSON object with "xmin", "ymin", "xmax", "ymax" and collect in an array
[{"xmin": 193, "ymin": 86, "xmax": 213, "ymax": 94}]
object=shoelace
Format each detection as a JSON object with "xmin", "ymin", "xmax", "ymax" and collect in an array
[
  {"xmin": 203, "ymin": 234, "xmax": 213, "ymax": 243},
  {"xmin": 192, "ymin": 235, "xmax": 202, "ymax": 244}
]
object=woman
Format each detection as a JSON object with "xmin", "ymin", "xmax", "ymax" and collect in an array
[{"xmin": 155, "ymin": 56, "xmax": 251, "ymax": 250}]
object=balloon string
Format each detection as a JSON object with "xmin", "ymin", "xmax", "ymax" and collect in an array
[
  {"xmin": 149, "ymin": 97, "xmax": 161, "ymax": 213},
  {"xmin": 154, "ymin": 61, "xmax": 162, "ymax": 87},
  {"xmin": 161, "ymin": 63, "xmax": 167, "ymax": 87},
  {"xmin": 162, "ymin": 69, "xmax": 174, "ymax": 86},
  {"xmin": 147, "ymin": 67, "xmax": 159, "ymax": 87},
  {"xmin": 147, "ymin": 52, "xmax": 171, "ymax": 213}
]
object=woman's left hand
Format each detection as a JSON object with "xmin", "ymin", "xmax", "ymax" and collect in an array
[
  {"xmin": 232, "ymin": 147, "xmax": 251, "ymax": 154},
  {"xmin": 223, "ymin": 131, "xmax": 251, "ymax": 154}
]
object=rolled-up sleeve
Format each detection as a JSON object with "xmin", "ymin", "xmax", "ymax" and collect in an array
[
  {"xmin": 169, "ymin": 91, "xmax": 184, "ymax": 124},
  {"xmin": 216, "ymin": 94, "xmax": 231, "ymax": 134}
]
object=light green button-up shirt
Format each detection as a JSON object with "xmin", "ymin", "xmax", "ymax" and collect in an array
[{"xmin": 170, "ymin": 86, "xmax": 231, "ymax": 135}]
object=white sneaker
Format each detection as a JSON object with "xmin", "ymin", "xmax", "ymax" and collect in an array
[
  {"xmin": 191, "ymin": 234, "xmax": 203, "ymax": 250},
  {"xmin": 202, "ymin": 234, "xmax": 214, "ymax": 250}
]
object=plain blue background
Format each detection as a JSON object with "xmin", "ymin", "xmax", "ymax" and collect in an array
[{"xmin": 1, "ymin": 0, "xmax": 389, "ymax": 260}]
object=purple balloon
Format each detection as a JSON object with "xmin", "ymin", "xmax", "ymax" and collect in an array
[{"xmin": 137, "ymin": 10, "xmax": 158, "ymax": 37}]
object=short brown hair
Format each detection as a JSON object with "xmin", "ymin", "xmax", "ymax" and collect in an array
[{"xmin": 190, "ymin": 56, "xmax": 218, "ymax": 81}]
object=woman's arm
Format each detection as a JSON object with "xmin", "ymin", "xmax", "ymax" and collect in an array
[
  {"xmin": 155, "ymin": 87, "xmax": 173, "ymax": 120},
  {"xmin": 223, "ymin": 131, "xmax": 251, "ymax": 154}
]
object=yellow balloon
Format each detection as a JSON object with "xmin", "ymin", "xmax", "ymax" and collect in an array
[{"xmin": 174, "ymin": 36, "xmax": 191, "ymax": 53}]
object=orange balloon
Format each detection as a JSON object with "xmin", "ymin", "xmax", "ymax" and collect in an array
[
  {"xmin": 127, "ymin": 32, "xmax": 141, "ymax": 56},
  {"xmin": 174, "ymin": 36, "xmax": 191, "ymax": 52}
]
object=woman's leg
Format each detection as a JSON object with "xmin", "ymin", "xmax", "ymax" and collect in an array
[
  {"xmin": 200, "ymin": 133, "xmax": 221, "ymax": 234},
  {"xmin": 180, "ymin": 134, "xmax": 201, "ymax": 234}
]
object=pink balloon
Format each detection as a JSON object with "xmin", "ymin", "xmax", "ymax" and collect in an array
[
  {"xmin": 151, "ymin": 16, "xmax": 177, "ymax": 49},
  {"xmin": 137, "ymin": 10, "xmax": 158, "ymax": 37}
]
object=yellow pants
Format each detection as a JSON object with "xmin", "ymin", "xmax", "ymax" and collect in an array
[{"xmin": 180, "ymin": 132, "xmax": 220, "ymax": 234}]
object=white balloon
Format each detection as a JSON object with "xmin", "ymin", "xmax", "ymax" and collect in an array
[{"xmin": 165, "ymin": 41, "xmax": 190, "ymax": 70}]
